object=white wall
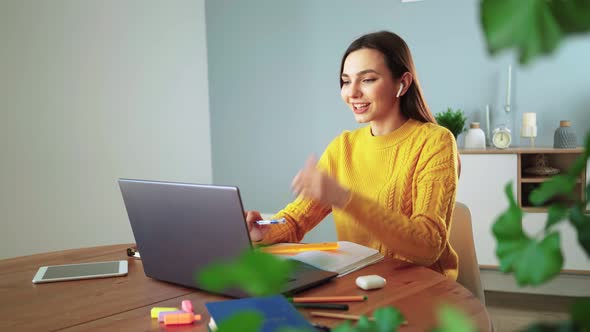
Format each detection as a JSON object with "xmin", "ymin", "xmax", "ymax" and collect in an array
[{"xmin": 0, "ymin": 0, "xmax": 211, "ymax": 259}]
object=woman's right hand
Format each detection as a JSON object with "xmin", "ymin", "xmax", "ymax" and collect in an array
[{"xmin": 244, "ymin": 210, "xmax": 270, "ymax": 242}]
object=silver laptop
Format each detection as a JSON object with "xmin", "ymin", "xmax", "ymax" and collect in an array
[{"xmin": 118, "ymin": 178, "xmax": 337, "ymax": 298}]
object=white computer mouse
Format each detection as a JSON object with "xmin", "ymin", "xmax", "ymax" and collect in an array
[{"xmin": 355, "ymin": 275, "xmax": 386, "ymax": 290}]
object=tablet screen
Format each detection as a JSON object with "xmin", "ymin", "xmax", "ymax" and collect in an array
[{"xmin": 43, "ymin": 261, "xmax": 120, "ymax": 279}]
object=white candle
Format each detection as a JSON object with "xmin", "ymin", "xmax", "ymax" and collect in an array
[
  {"xmin": 485, "ymin": 104, "xmax": 491, "ymax": 145},
  {"xmin": 522, "ymin": 112, "xmax": 536, "ymax": 127},
  {"xmin": 506, "ymin": 64, "xmax": 512, "ymax": 106}
]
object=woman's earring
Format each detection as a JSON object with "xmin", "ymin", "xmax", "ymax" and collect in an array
[{"xmin": 396, "ymin": 83, "xmax": 404, "ymax": 98}]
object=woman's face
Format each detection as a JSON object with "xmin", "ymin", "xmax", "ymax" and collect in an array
[{"xmin": 340, "ymin": 48, "xmax": 399, "ymax": 125}]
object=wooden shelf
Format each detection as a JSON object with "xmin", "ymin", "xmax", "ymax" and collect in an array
[
  {"xmin": 522, "ymin": 206, "xmax": 550, "ymax": 213},
  {"xmin": 521, "ymin": 177, "xmax": 583, "ymax": 183},
  {"xmin": 517, "ymin": 150, "xmax": 586, "ymax": 210}
]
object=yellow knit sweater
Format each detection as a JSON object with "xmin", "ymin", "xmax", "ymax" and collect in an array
[{"xmin": 263, "ymin": 119, "xmax": 459, "ymax": 279}]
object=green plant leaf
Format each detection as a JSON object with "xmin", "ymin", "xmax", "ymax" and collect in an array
[
  {"xmin": 529, "ymin": 175, "xmax": 577, "ymax": 206},
  {"xmin": 374, "ymin": 306, "xmax": 405, "ymax": 332},
  {"xmin": 356, "ymin": 316, "xmax": 373, "ymax": 331},
  {"xmin": 493, "ymin": 183, "xmax": 525, "ymax": 239},
  {"xmin": 545, "ymin": 204, "xmax": 569, "ymax": 231},
  {"xmin": 567, "ymin": 156, "xmax": 588, "ymax": 178},
  {"xmin": 435, "ymin": 108, "xmax": 466, "ymax": 139},
  {"xmin": 197, "ymin": 249, "xmax": 295, "ymax": 296},
  {"xmin": 332, "ymin": 321, "xmax": 354, "ymax": 332},
  {"xmin": 216, "ymin": 311, "xmax": 263, "ymax": 332},
  {"xmin": 495, "ymin": 238, "xmax": 530, "ymax": 273},
  {"xmin": 492, "ymin": 183, "xmax": 529, "ymax": 273},
  {"xmin": 513, "ymin": 232, "xmax": 564, "ymax": 286},
  {"xmin": 434, "ymin": 305, "xmax": 476, "ymax": 332},
  {"xmin": 571, "ymin": 298, "xmax": 590, "ymax": 330},
  {"xmin": 549, "ymin": 0, "xmax": 590, "ymax": 34},
  {"xmin": 481, "ymin": 0, "xmax": 562, "ymax": 64}
]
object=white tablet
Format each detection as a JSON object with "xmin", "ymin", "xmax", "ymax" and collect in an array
[{"xmin": 32, "ymin": 260, "xmax": 128, "ymax": 284}]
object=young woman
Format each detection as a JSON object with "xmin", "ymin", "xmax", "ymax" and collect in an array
[{"xmin": 246, "ymin": 31, "xmax": 459, "ymax": 279}]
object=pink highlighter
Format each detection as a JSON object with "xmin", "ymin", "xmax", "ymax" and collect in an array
[
  {"xmin": 181, "ymin": 300, "xmax": 193, "ymax": 313},
  {"xmin": 158, "ymin": 300, "xmax": 195, "ymax": 323}
]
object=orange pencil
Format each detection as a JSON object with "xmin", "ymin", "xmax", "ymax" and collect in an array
[
  {"xmin": 310, "ymin": 312, "xmax": 374, "ymax": 321},
  {"xmin": 288, "ymin": 295, "xmax": 367, "ymax": 303},
  {"xmin": 310, "ymin": 312, "xmax": 408, "ymax": 325}
]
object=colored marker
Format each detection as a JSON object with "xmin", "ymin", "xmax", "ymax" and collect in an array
[
  {"xmin": 181, "ymin": 300, "xmax": 193, "ymax": 313},
  {"xmin": 150, "ymin": 307, "xmax": 179, "ymax": 318},
  {"xmin": 158, "ymin": 310, "xmax": 186, "ymax": 322},
  {"xmin": 163, "ymin": 312, "xmax": 202, "ymax": 326},
  {"xmin": 256, "ymin": 218, "xmax": 286, "ymax": 225}
]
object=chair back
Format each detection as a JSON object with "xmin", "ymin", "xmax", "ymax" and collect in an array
[{"xmin": 449, "ymin": 202, "xmax": 486, "ymax": 304}]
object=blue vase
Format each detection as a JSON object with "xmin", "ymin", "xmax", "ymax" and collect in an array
[{"xmin": 554, "ymin": 120, "xmax": 577, "ymax": 148}]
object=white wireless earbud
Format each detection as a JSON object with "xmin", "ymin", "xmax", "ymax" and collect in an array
[{"xmin": 396, "ymin": 83, "xmax": 404, "ymax": 98}]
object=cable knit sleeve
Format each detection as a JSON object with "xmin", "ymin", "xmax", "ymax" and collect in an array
[{"xmin": 340, "ymin": 128, "xmax": 458, "ymax": 266}]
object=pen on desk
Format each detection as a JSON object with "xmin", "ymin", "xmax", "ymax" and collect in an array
[
  {"xmin": 310, "ymin": 312, "xmax": 408, "ymax": 325},
  {"xmin": 293, "ymin": 303, "xmax": 349, "ymax": 310},
  {"xmin": 310, "ymin": 312, "xmax": 373, "ymax": 321},
  {"xmin": 289, "ymin": 295, "xmax": 367, "ymax": 303},
  {"xmin": 126, "ymin": 247, "xmax": 141, "ymax": 258},
  {"xmin": 255, "ymin": 218, "xmax": 286, "ymax": 225}
]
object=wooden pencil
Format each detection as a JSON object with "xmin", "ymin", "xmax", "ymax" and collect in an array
[{"xmin": 310, "ymin": 311, "xmax": 408, "ymax": 325}]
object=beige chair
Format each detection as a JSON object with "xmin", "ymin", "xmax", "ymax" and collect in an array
[{"xmin": 449, "ymin": 202, "xmax": 486, "ymax": 305}]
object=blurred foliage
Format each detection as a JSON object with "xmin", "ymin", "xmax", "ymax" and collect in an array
[
  {"xmin": 214, "ymin": 310, "xmax": 264, "ymax": 332},
  {"xmin": 493, "ymin": 132, "xmax": 589, "ymax": 331},
  {"xmin": 331, "ymin": 306, "xmax": 406, "ymax": 332},
  {"xmin": 492, "ymin": 183, "xmax": 564, "ymax": 286},
  {"xmin": 482, "ymin": 1, "xmax": 590, "ymax": 325},
  {"xmin": 493, "ymin": 132, "xmax": 590, "ymax": 287},
  {"xmin": 430, "ymin": 305, "xmax": 477, "ymax": 332},
  {"xmin": 435, "ymin": 107, "xmax": 467, "ymax": 139},
  {"xmin": 481, "ymin": 0, "xmax": 590, "ymax": 64},
  {"xmin": 198, "ymin": 249, "xmax": 295, "ymax": 296}
]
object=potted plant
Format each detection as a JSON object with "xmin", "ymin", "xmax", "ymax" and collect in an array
[{"xmin": 435, "ymin": 107, "xmax": 467, "ymax": 140}]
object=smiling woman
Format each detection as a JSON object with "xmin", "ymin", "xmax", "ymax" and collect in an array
[{"xmin": 244, "ymin": 31, "xmax": 461, "ymax": 280}]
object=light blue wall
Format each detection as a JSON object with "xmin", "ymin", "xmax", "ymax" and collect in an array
[{"xmin": 206, "ymin": 0, "xmax": 590, "ymax": 217}]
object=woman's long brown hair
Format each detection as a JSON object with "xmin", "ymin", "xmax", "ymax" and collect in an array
[
  {"xmin": 339, "ymin": 31, "xmax": 437, "ymax": 124},
  {"xmin": 340, "ymin": 31, "xmax": 463, "ymax": 177}
]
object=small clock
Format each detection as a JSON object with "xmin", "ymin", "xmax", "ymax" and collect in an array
[{"xmin": 492, "ymin": 126, "xmax": 512, "ymax": 149}]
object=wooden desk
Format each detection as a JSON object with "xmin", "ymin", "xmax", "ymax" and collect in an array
[{"xmin": 0, "ymin": 244, "xmax": 491, "ymax": 331}]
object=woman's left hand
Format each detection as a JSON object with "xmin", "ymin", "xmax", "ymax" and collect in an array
[{"xmin": 291, "ymin": 156, "xmax": 350, "ymax": 208}]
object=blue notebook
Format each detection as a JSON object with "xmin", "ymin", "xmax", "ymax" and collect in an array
[{"xmin": 205, "ymin": 294, "xmax": 314, "ymax": 332}]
